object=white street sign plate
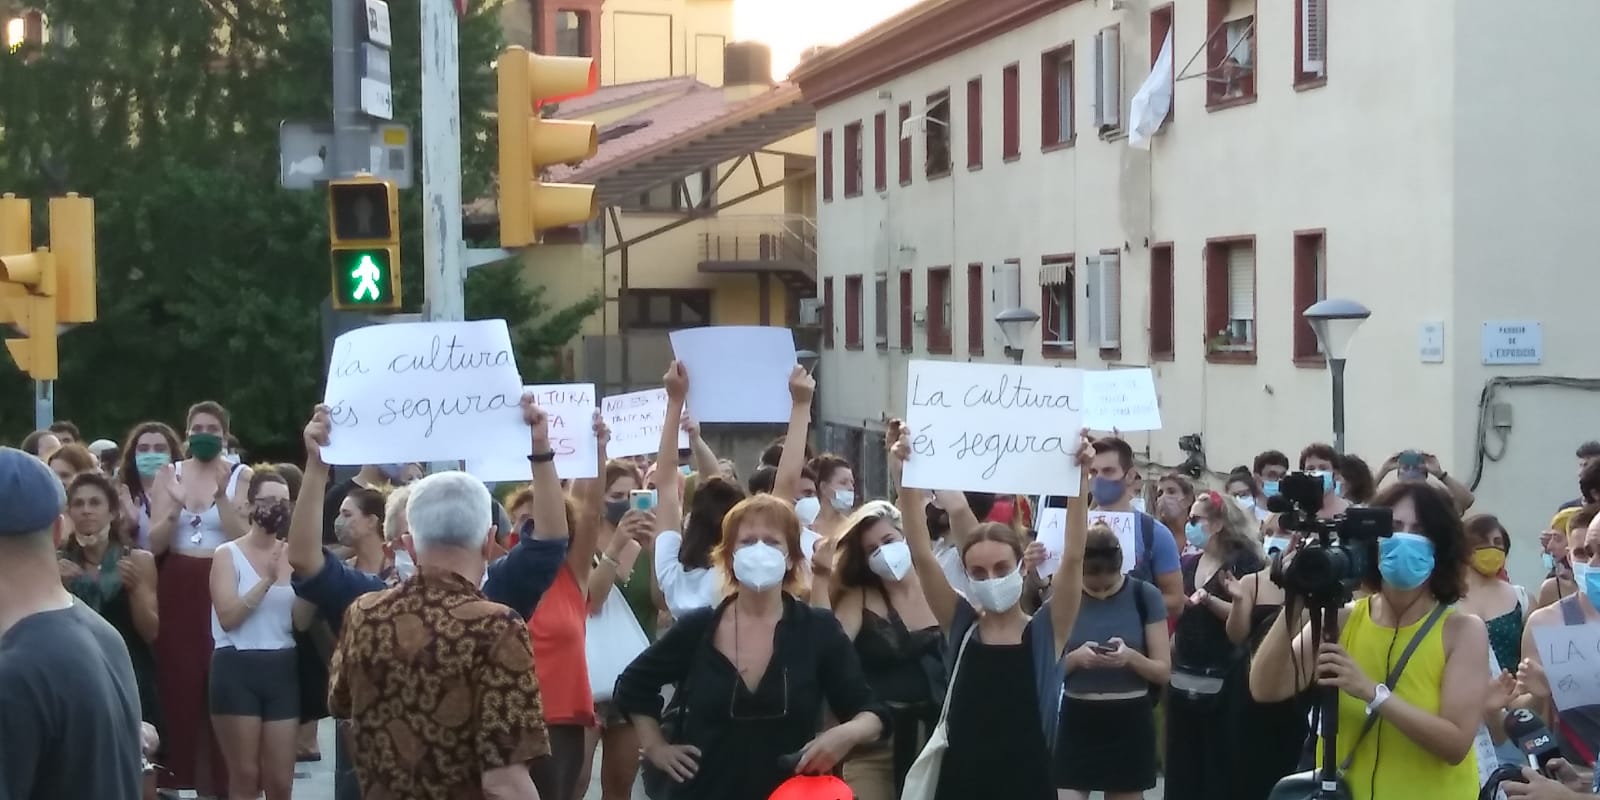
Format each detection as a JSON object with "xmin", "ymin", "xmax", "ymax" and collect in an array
[
  {"xmin": 1480, "ymin": 320, "xmax": 1543, "ymax": 366},
  {"xmin": 360, "ymin": 77, "xmax": 394, "ymax": 120},
  {"xmin": 364, "ymin": 0, "xmax": 393, "ymax": 48},
  {"xmin": 278, "ymin": 121, "xmax": 413, "ymax": 189}
]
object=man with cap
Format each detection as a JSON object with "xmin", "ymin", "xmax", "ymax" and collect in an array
[{"xmin": 0, "ymin": 446, "xmax": 143, "ymax": 800}]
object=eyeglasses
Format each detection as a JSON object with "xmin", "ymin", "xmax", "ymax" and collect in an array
[{"xmin": 729, "ymin": 668, "xmax": 789, "ymax": 722}]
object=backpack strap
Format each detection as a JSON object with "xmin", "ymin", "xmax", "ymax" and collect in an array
[{"xmin": 1337, "ymin": 602, "xmax": 1449, "ymax": 771}]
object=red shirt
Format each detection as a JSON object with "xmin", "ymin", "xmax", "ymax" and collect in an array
[{"xmin": 527, "ymin": 565, "xmax": 595, "ymax": 727}]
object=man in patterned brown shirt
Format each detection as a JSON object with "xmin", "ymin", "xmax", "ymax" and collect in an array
[{"xmin": 330, "ymin": 469, "xmax": 550, "ymax": 799}]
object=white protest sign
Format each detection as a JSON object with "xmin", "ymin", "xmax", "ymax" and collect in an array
[
  {"xmin": 1082, "ymin": 368, "xmax": 1163, "ymax": 432},
  {"xmin": 1531, "ymin": 623, "xmax": 1600, "ymax": 712},
  {"xmin": 1087, "ymin": 510, "xmax": 1138, "ymax": 574},
  {"xmin": 669, "ymin": 326, "xmax": 797, "ymax": 423},
  {"xmin": 603, "ymin": 388, "xmax": 689, "ymax": 459},
  {"xmin": 466, "ymin": 383, "xmax": 598, "ymax": 482},
  {"xmin": 902, "ymin": 360, "xmax": 1085, "ymax": 497},
  {"xmin": 322, "ymin": 320, "xmax": 526, "ymax": 465},
  {"xmin": 1035, "ymin": 508, "xmax": 1066, "ymax": 578}
]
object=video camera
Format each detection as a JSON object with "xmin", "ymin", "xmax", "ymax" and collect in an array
[{"xmin": 1267, "ymin": 471, "xmax": 1392, "ymax": 608}]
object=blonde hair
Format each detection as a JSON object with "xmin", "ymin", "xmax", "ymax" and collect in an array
[
  {"xmin": 712, "ymin": 494, "xmax": 806, "ymax": 596},
  {"xmin": 831, "ymin": 501, "xmax": 905, "ymax": 599},
  {"xmin": 384, "ymin": 485, "xmax": 412, "ymax": 541},
  {"xmin": 1196, "ymin": 490, "xmax": 1262, "ymax": 559}
]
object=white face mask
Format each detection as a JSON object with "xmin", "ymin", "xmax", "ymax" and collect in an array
[
  {"xmin": 732, "ymin": 542, "xmax": 789, "ymax": 592},
  {"xmin": 831, "ymin": 490, "xmax": 855, "ymax": 512},
  {"xmin": 868, "ymin": 540, "xmax": 913, "ymax": 582},
  {"xmin": 393, "ymin": 550, "xmax": 416, "ymax": 580},
  {"xmin": 794, "ymin": 496, "xmax": 822, "ymax": 526},
  {"xmin": 968, "ymin": 569, "xmax": 1025, "ymax": 613},
  {"xmin": 1130, "ymin": 497, "xmax": 1148, "ymax": 515},
  {"xmin": 1234, "ymin": 495, "xmax": 1256, "ymax": 511}
]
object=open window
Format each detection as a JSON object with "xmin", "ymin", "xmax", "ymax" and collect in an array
[
  {"xmin": 1040, "ymin": 256, "xmax": 1075, "ymax": 358},
  {"xmin": 1177, "ymin": 0, "xmax": 1256, "ymax": 108},
  {"xmin": 1295, "ymin": 0, "xmax": 1327, "ymax": 86}
]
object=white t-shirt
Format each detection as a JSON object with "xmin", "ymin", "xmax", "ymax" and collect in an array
[
  {"xmin": 653, "ymin": 530, "xmax": 721, "ymax": 620},
  {"xmin": 933, "ymin": 538, "xmax": 969, "ymax": 598}
]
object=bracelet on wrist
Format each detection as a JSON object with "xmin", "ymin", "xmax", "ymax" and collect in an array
[{"xmin": 528, "ymin": 451, "xmax": 556, "ymax": 464}]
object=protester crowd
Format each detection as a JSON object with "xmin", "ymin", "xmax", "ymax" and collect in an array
[{"xmin": 5, "ymin": 370, "xmax": 1600, "ymax": 800}]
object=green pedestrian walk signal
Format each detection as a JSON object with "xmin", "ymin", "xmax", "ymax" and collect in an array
[
  {"xmin": 327, "ymin": 176, "xmax": 401, "ymax": 311},
  {"xmin": 331, "ymin": 248, "xmax": 398, "ymax": 309}
]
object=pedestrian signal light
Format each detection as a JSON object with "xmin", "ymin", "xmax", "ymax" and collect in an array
[
  {"xmin": 496, "ymin": 46, "xmax": 600, "ymax": 248},
  {"xmin": 327, "ymin": 176, "xmax": 401, "ymax": 311}
]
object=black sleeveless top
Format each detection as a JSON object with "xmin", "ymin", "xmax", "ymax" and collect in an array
[{"xmin": 855, "ymin": 601, "xmax": 943, "ymax": 707}]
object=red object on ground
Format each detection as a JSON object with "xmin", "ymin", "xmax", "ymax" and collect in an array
[{"xmin": 768, "ymin": 775, "xmax": 853, "ymax": 800}]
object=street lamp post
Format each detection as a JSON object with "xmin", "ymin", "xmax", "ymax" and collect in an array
[
  {"xmin": 995, "ymin": 307, "xmax": 1040, "ymax": 365},
  {"xmin": 1303, "ymin": 298, "xmax": 1371, "ymax": 455}
]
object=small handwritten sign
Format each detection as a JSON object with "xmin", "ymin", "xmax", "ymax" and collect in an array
[
  {"xmin": 1035, "ymin": 508, "xmax": 1066, "ymax": 578},
  {"xmin": 1087, "ymin": 510, "xmax": 1138, "ymax": 574},
  {"xmin": 322, "ymin": 320, "xmax": 525, "ymax": 465},
  {"xmin": 1082, "ymin": 368, "xmax": 1162, "ymax": 432},
  {"xmin": 901, "ymin": 360, "xmax": 1084, "ymax": 497},
  {"xmin": 604, "ymin": 388, "xmax": 689, "ymax": 459},
  {"xmin": 467, "ymin": 383, "xmax": 599, "ymax": 482},
  {"xmin": 1532, "ymin": 623, "xmax": 1600, "ymax": 712}
]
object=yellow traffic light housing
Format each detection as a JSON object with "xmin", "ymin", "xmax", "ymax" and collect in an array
[
  {"xmin": 496, "ymin": 46, "xmax": 600, "ymax": 248},
  {"xmin": 327, "ymin": 176, "xmax": 402, "ymax": 311},
  {"xmin": 0, "ymin": 191, "xmax": 95, "ymax": 381}
]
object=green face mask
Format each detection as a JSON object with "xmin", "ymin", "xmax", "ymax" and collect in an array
[{"xmin": 188, "ymin": 432, "xmax": 224, "ymax": 462}]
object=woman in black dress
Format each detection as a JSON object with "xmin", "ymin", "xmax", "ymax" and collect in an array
[
  {"xmin": 893, "ymin": 425, "xmax": 1092, "ymax": 800},
  {"xmin": 1164, "ymin": 490, "xmax": 1264, "ymax": 800}
]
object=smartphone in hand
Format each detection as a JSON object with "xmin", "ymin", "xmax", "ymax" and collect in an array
[{"xmin": 630, "ymin": 489, "xmax": 659, "ymax": 513}]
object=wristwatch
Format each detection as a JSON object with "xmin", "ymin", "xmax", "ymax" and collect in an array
[{"xmin": 1366, "ymin": 683, "xmax": 1392, "ymax": 715}]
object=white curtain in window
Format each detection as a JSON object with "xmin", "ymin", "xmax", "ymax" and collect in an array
[{"xmin": 1227, "ymin": 245, "xmax": 1254, "ymax": 320}]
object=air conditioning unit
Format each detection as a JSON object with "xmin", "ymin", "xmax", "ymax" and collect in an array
[{"xmin": 798, "ymin": 297, "xmax": 823, "ymax": 326}]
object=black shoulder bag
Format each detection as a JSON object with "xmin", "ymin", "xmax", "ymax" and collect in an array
[{"xmin": 1267, "ymin": 602, "xmax": 1449, "ymax": 800}]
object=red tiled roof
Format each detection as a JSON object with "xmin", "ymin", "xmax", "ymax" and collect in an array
[
  {"xmin": 548, "ymin": 76, "xmax": 703, "ymax": 118},
  {"xmin": 549, "ymin": 83, "xmax": 808, "ymax": 186}
]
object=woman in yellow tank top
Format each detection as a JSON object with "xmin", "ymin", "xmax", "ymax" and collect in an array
[{"xmin": 1250, "ymin": 481, "xmax": 1490, "ymax": 800}]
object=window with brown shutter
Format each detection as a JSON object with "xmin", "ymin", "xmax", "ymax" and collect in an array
[
  {"xmin": 822, "ymin": 277, "xmax": 835, "ymax": 348},
  {"xmin": 843, "ymin": 122, "xmax": 863, "ymax": 197},
  {"xmin": 873, "ymin": 113, "xmax": 887, "ymax": 192},
  {"xmin": 845, "ymin": 275, "xmax": 864, "ymax": 349},
  {"xmin": 927, "ymin": 267, "xmax": 952, "ymax": 354},
  {"xmin": 1204, "ymin": 236, "xmax": 1257, "ymax": 363},
  {"xmin": 1206, "ymin": 0, "xmax": 1257, "ymax": 108},
  {"xmin": 897, "ymin": 104, "xmax": 913, "ymax": 186},
  {"xmin": 1041, "ymin": 255, "xmax": 1075, "ymax": 359},
  {"xmin": 966, "ymin": 78, "xmax": 983, "ymax": 170},
  {"xmin": 1151, "ymin": 4, "xmax": 1175, "ymax": 125},
  {"xmin": 1002, "ymin": 63, "xmax": 1020, "ymax": 160},
  {"xmin": 874, "ymin": 273, "xmax": 889, "ymax": 350},
  {"xmin": 899, "ymin": 270, "xmax": 914, "ymax": 351},
  {"xmin": 1149, "ymin": 244, "xmax": 1175, "ymax": 360},
  {"xmin": 1293, "ymin": 231, "xmax": 1327, "ymax": 364},
  {"xmin": 1294, "ymin": 0, "xmax": 1327, "ymax": 88},
  {"xmin": 1041, "ymin": 45, "xmax": 1075, "ymax": 149},
  {"xmin": 821, "ymin": 130, "xmax": 834, "ymax": 201},
  {"xmin": 967, "ymin": 263, "xmax": 984, "ymax": 355}
]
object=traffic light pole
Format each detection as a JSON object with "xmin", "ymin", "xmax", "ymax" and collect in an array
[
  {"xmin": 329, "ymin": 0, "xmax": 369, "ymax": 178},
  {"xmin": 33, "ymin": 379, "xmax": 51, "ymax": 430},
  {"xmin": 418, "ymin": 0, "xmax": 466, "ymax": 323}
]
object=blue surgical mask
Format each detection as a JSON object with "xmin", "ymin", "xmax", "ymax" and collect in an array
[
  {"xmin": 1264, "ymin": 536, "xmax": 1290, "ymax": 556},
  {"xmin": 1378, "ymin": 532, "xmax": 1435, "ymax": 590},
  {"xmin": 1262, "ymin": 479, "xmax": 1281, "ymax": 498},
  {"xmin": 1575, "ymin": 562, "xmax": 1591, "ymax": 586},
  {"xmin": 1542, "ymin": 552, "xmax": 1557, "ymax": 572},
  {"xmin": 135, "ymin": 451, "xmax": 171, "ymax": 478},
  {"xmin": 1586, "ymin": 570, "xmax": 1600, "ymax": 613},
  {"xmin": 1184, "ymin": 521, "xmax": 1209, "ymax": 549},
  {"xmin": 1090, "ymin": 477, "xmax": 1126, "ymax": 507}
]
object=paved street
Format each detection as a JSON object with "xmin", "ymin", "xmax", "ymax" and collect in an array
[{"xmin": 287, "ymin": 719, "xmax": 1164, "ymax": 800}]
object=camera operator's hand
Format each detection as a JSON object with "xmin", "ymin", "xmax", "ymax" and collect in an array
[
  {"xmin": 1316, "ymin": 642, "xmax": 1378, "ymax": 703},
  {"xmin": 1503, "ymin": 758, "xmax": 1590, "ymax": 798}
]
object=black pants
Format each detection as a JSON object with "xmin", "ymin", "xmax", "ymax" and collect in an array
[{"xmin": 530, "ymin": 724, "xmax": 587, "ymax": 800}]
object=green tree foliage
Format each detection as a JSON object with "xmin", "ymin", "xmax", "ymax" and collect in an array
[{"xmin": 0, "ymin": 0, "xmax": 593, "ymax": 457}]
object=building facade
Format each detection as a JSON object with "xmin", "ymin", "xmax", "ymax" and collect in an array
[
  {"xmin": 792, "ymin": 0, "xmax": 1600, "ymax": 571},
  {"xmin": 487, "ymin": 2, "xmax": 819, "ymax": 470}
]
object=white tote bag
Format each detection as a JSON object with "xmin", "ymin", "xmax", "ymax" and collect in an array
[
  {"xmin": 585, "ymin": 586, "xmax": 650, "ymax": 702},
  {"xmin": 899, "ymin": 626, "xmax": 978, "ymax": 800}
]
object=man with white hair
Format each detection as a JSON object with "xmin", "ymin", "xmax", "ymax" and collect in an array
[{"xmin": 329, "ymin": 468, "xmax": 550, "ymax": 798}]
